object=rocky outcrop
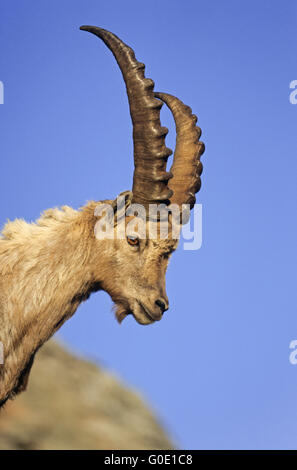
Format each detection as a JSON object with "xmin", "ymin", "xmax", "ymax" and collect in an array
[{"xmin": 0, "ymin": 341, "xmax": 173, "ymax": 450}]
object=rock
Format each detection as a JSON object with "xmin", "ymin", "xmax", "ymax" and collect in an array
[{"xmin": 0, "ymin": 341, "xmax": 173, "ymax": 450}]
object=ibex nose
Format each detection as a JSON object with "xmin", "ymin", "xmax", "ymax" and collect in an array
[{"xmin": 155, "ymin": 298, "xmax": 169, "ymax": 314}]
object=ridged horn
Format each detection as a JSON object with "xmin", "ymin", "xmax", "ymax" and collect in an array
[
  {"xmin": 80, "ymin": 26, "xmax": 173, "ymax": 210},
  {"xmin": 154, "ymin": 92, "xmax": 204, "ymax": 210}
]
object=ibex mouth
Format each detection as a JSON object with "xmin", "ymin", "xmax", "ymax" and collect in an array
[
  {"xmin": 113, "ymin": 299, "xmax": 159, "ymax": 325},
  {"xmin": 137, "ymin": 301, "xmax": 162, "ymax": 323}
]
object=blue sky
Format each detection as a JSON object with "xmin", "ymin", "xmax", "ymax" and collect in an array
[{"xmin": 1, "ymin": 0, "xmax": 297, "ymax": 449}]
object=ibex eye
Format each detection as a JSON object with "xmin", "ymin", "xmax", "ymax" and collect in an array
[{"xmin": 127, "ymin": 236, "xmax": 139, "ymax": 247}]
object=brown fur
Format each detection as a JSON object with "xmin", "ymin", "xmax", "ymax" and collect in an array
[{"xmin": 0, "ymin": 198, "xmax": 178, "ymax": 405}]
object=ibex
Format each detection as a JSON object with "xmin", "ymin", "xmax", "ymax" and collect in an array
[{"xmin": 0, "ymin": 26, "xmax": 204, "ymax": 407}]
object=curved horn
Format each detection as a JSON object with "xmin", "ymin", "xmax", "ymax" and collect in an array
[
  {"xmin": 80, "ymin": 26, "xmax": 173, "ymax": 210},
  {"xmin": 154, "ymin": 92, "xmax": 205, "ymax": 210}
]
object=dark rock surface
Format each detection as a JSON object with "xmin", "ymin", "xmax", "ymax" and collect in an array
[{"xmin": 0, "ymin": 341, "xmax": 173, "ymax": 450}]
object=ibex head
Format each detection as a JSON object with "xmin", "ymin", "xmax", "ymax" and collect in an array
[{"xmin": 80, "ymin": 26, "xmax": 205, "ymax": 325}]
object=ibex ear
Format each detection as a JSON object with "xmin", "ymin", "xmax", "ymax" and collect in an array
[{"xmin": 111, "ymin": 190, "xmax": 133, "ymax": 221}]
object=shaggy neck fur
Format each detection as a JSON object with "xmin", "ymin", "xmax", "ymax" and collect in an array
[{"xmin": 0, "ymin": 201, "xmax": 111, "ymax": 406}]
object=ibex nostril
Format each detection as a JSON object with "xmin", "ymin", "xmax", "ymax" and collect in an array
[{"xmin": 155, "ymin": 299, "xmax": 168, "ymax": 314}]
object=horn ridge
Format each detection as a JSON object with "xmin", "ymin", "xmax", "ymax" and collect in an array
[
  {"xmin": 154, "ymin": 92, "xmax": 204, "ymax": 211},
  {"xmin": 80, "ymin": 26, "xmax": 173, "ymax": 208}
]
